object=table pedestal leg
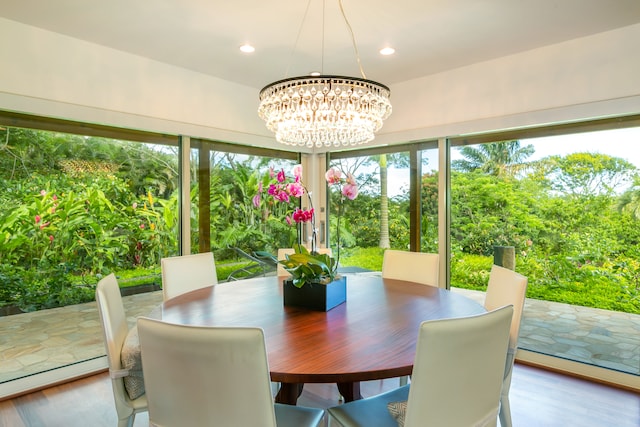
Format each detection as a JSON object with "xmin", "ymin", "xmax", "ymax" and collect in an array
[
  {"xmin": 275, "ymin": 382, "xmax": 304, "ymax": 405},
  {"xmin": 336, "ymin": 381, "xmax": 362, "ymax": 402}
]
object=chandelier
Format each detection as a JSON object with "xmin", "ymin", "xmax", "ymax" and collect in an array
[{"xmin": 257, "ymin": 1, "xmax": 392, "ymax": 149}]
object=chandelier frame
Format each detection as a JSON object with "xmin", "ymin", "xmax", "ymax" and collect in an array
[{"xmin": 258, "ymin": 74, "xmax": 392, "ymax": 148}]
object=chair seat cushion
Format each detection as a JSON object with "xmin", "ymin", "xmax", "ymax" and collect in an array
[
  {"xmin": 387, "ymin": 401, "xmax": 407, "ymax": 426},
  {"xmin": 328, "ymin": 385, "xmax": 410, "ymax": 427},
  {"xmin": 274, "ymin": 403, "xmax": 325, "ymax": 427},
  {"xmin": 120, "ymin": 326, "xmax": 145, "ymax": 400}
]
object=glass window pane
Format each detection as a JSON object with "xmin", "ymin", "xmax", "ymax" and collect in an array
[
  {"xmin": 421, "ymin": 147, "xmax": 439, "ymax": 253},
  {"xmin": 0, "ymin": 126, "xmax": 178, "ymax": 384},
  {"xmin": 190, "ymin": 148, "xmax": 298, "ymax": 282},
  {"xmin": 450, "ymin": 129, "xmax": 640, "ymax": 375},
  {"xmin": 329, "ymin": 152, "xmax": 411, "ymax": 271}
]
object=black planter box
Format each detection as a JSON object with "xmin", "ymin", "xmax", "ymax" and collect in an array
[{"xmin": 283, "ymin": 276, "xmax": 347, "ymax": 311}]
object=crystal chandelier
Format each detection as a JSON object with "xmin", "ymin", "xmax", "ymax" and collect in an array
[{"xmin": 257, "ymin": 0, "xmax": 392, "ymax": 149}]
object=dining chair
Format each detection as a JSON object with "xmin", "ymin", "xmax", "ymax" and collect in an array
[
  {"xmin": 381, "ymin": 249, "xmax": 439, "ymax": 287},
  {"xmin": 381, "ymin": 249, "xmax": 440, "ymax": 386},
  {"xmin": 277, "ymin": 247, "xmax": 332, "ymax": 276},
  {"xmin": 160, "ymin": 252, "xmax": 217, "ymax": 301},
  {"xmin": 327, "ymin": 305, "xmax": 514, "ymax": 427},
  {"xmin": 136, "ymin": 317, "xmax": 325, "ymax": 427},
  {"xmin": 484, "ymin": 264, "xmax": 529, "ymax": 427},
  {"xmin": 95, "ymin": 273, "xmax": 148, "ymax": 427}
]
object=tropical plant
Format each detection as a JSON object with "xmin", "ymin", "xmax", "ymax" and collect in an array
[
  {"xmin": 254, "ymin": 165, "xmax": 358, "ymax": 288},
  {"xmin": 452, "ymin": 140, "xmax": 534, "ymax": 177},
  {"xmin": 543, "ymin": 152, "xmax": 636, "ymax": 196}
]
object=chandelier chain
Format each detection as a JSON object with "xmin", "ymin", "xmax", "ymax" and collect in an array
[
  {"xmin": 258, "ymin": 0, "xmax": 391, "ymax": 149},
  {"xmin": 338, "ymin": 0, "xmax": 366, "ymax": 79},
  {"xmin": 285, "ymin": 0, "xmax": 314, "ymax": 79}
]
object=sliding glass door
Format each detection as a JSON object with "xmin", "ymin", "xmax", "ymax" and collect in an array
[
  {"xmin": 450, "ymin": 126, "xmax": 640, "ymax": 376},
  {"xmin": 0, "ymin": 121, "xmax": 179, "ymax": 387}
]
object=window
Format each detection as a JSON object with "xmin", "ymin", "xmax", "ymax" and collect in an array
[
  {"xmin": 0, "ymin": 114, "xmax": 178, "ymax": 389},
  {"xmin": 450, "ymin": 123, "xmax": 640, "ymax": 376}
]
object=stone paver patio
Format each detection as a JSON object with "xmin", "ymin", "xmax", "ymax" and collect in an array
[{"xmin": 1, "ymin": 283, "xmax": 638, "ymax": 384}]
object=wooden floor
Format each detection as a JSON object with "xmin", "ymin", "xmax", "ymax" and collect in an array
[{"xmin": 0, "ymin": 363, "xmax": 637, "ymax": 427}]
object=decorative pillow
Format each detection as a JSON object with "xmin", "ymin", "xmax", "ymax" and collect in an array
[
  {"xmin": 120, "ymin": 325, "xmax": 145, "ymax": 400},
  {"xmin": 387, "ymin": 401, "xmax": 407, "ymax": 427}
]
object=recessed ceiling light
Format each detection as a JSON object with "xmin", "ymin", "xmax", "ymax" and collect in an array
[
  {"xmin": 240, "ymin": 44, "xmax": 255, "ymax": 53},
  {"xmin": 380, "ymin": 47, "xmax": 395, "ymax": 56}
]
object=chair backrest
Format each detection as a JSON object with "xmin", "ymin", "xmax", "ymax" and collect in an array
[
  {"xmin": 277, "ymin": 247, "xmax": 332, "ymax": 276},
  {"xmin": 137, "ymin": 318, "xmax": 277, "ymax": 427},
  {"xmin": 381, "ymin": 249, "xmax": 439, "ymax": 287},
  {"xmin": 95, "ymin": 273, "xmax": 142, "ymax": 420},
  {"xmin": 484, "ymin": 264, "xmax": 528, "ymax": 416},
  {"xmin": 404, "ymin": 305, "xmax": 513, "ymax": 427},
  {"xmin": 484, "ymin": 264, "xmax": 528, "ymax": 350},
  {"xmin": 161, "ymin": 252, "xmax": 217, "ymax": 301}
]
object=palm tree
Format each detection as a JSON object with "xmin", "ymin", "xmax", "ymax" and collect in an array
[
  {"xmin": 379, "ymin": 154, "xmax": 390, "ymax": 249},
  {"xmin": 452, "ymin": 140, "xmax": 534, "ymax": 177}
]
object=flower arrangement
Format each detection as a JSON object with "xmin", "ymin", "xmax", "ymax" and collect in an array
[{"xmin": 254, "ymin": 164, "xmax": 358, "ymax": 288}]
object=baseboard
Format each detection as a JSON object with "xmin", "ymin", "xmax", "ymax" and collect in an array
[
  {"xmin": 0, "ymin": 356, "xmax": 107, "ymax": 401},
  {"xmin": 516, "ymin": 349, "xmax": 639, "ymax": 392}
]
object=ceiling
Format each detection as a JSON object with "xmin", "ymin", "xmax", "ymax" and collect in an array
[{"xmin": 2, "ymin": 0, "xmax": 640, "ymax": 91}]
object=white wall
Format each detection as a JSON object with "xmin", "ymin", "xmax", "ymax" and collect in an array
[
  {"xmin": 0, "ymin": 17, "xmax": 278, "ymax": 149},
  {"xmin": 379, "ymin": 23, "xmax": 640, "ymax": 146},
  {"xmin": 1, "ymin": 17, "xmax": 639, "ymax": 151}
]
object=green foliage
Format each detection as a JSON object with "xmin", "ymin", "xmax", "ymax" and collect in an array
[
  {"xmin": 212, "ymin": 260, "xmax": 257, "ymax": 282},
  {"xmin": 280, "ymin": 245, "xmax": 338, "ymax": 288},
  {"xmin": 450, "ymin": 171, "xmax": 544, "ymax": 255},
  {"xmin": 544, "ymin": 152, "xmax": 636, "ymax": 196},
  {"xmin": 339, "ymin": 246, "xmax": 385, "ymax": 271},
  {"xmin": 452, "ymin": 140, "xmax": 535, "ymax": 177},
  {"xmin": 337, "ymin": 191, "xmax": 409, "ymax": 250},
  {"xmin": 3, "ymin": 125, "xmax": 640, "ymax": 318},
  {"xmin": 341, "ymin": 248, "xmax": 640, "ymax": 314},
  {"xmin": 450, "ymin": 254, "xmax": 494, "ymax": 290},
  {"xmin": 0, "ymin": 127, "xmax": 181, "ymax": 310}
]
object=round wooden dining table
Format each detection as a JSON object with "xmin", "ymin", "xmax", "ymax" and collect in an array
[{"xmin": 153, "ymin": 273, "xmax": 485, "ymax": 405}]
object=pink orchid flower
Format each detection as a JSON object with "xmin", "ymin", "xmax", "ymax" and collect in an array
[
  {"xmin": 293, "ymin": 208, "xmax": 314, "ymax": 223},
  {"xmin": 287, "ymin": 182, "xmax": 304, "ymax": 198},
  {"xmin": 342, "ymin": 183, "xmax": 359, "ymax": 200},
  {"xmin": 276, "ymin": 191, "xmax": 290, "ymax": 203},
  {"xmin": 325, "ymin": 168, "xmax": 342, "ymax": 185}
]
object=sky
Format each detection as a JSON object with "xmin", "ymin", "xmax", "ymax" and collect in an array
[{"xmin": 524, "ymin": 127, "xmax": 640, "ymax": 166}]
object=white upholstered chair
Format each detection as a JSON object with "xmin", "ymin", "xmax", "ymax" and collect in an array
[
  {"xmin": 160, "ymin": 252, "xmax": 217, "ymax": 301},
  {"xmin": 382, "ymin": 249, "xmax": 440, "ymax": 385},
  {"xmin": 95, "ymin": 274, "xmax": 148, "ymax": 427},
  {"xmin": 137, "ymin": 317, "xmax": 325, "ymax": 427},
  {"xmin": 381, "ymin": 249, "xmax": 439, "ymax": 287},
  {"xmin": 484, "ymin": 264, "xmax": 528, "ymax": 427},
  {"xmin": 327, "ymin": 305, "xmax": 514, "ymax": 427},
  {"xmin": 277, "ymin": 247, "xmax": 332, "ymax": 276}
]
